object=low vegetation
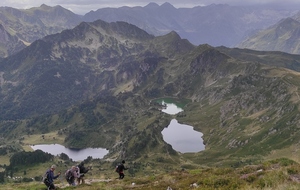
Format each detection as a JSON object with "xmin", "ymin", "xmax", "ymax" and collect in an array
[{"xmin": 1, "ymin": 158, "xmax": 300, "ymax": 189}]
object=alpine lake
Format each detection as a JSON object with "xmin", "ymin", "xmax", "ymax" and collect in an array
[
  {"xmin": 31, "ymin": 144, "xmax": 108, "ymax": 161},
  {"xmin": 30, "ymin": 98, "xmax": 205, "ymax": 161},
  {"xmin": 156, "ymin": 98, "xmax": 205, "ymax": 153}
]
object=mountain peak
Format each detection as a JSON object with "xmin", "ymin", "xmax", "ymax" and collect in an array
[
  {"xmin": 29, "ymin": 4, "xmax": 66, "ymax": 13},
  {"xmin": 166, "ymin": 30, "xmax": 181, "ymax": 38},
  {"xmin": 160, "ymin": 2, "xmax": 176, "ymax": 9},
  {"xmin": 144, "ymin": 2, "xmax": 160, "ymax": 9},
  {"xmin": 275, "ymin": 17, "xmax": 300, "ymax": 31},
  {"xmin": 278, "ymin": 17, "xmax": 299, "ymax": 25},
  {"xmin": 39, "ymin": 4, "xmax": 52, "ymax": 10}
]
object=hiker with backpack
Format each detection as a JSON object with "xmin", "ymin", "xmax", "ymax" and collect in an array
[
  {"xmin": 77, "ymin": 161, "xmax": 90, "ymax": 184},
  {"xmin": 43, "ymin": 165, "xmax": 61, "ymax": 190},
  {"xmin": 116, "ymin": 160, "xmax": 128, "ymax": 179},
  {"xmin": 65, "ymin": 165, "xmax": 80, "ymax": 186}
]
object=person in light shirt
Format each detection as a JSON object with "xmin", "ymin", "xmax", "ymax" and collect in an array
[{"xmin": 65, "ymin": 165, "xmax": 80, "ymax": 186}]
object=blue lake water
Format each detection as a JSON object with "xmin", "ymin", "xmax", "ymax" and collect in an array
[
  {"xmin": 161, "ymin": 100, "xmax": 184, "ymax": 115},
  {"xmin": 159, "ymin": 100, "xmax": 205, "ymax": 153},
  {"xmin": 31, "ymin": 144, "xmax": 108, "ymax": 161},
  {"xmin": 162, "ymin": 119, "xmax": 205, "ymax": 153}
]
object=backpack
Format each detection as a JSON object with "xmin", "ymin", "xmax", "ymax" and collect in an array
[
  {"xmin": 42, "ymin": 170, "xmax": 49, "ymax": 182},
  {"xmin": 115, "ymin": 164, "xmax": 120, "ymax": 173},
  {"xmin": 78, "ymin": 165, "xmax": 88, "ymax": 174},
  {"xmin": 65, "ymin": 169, "xmax": 73, "ymax": 180}
]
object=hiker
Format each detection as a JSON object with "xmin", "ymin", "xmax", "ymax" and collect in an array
[
  {"xmin": 65, "ymin": 165, "xmax": 80, "ymax": 186},
  {"xmin": 43, "ymin": 164, "xmax": 61, "ymax": 190},
  {"xmin": 116, "ymin": 160, "xmax": 128, "ymax": 179},
  {"xmin": 77, "ymin": 161, "xmax": 90, "ymax": 184}
]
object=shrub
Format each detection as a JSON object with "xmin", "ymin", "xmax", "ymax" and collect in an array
[
  {"xmin": 244, "ymin": 174, "xmax": 257, "ymax": 183},
  {"xmin": 213, "ymin": 178, "xmax": 230, "ymax": 187},
  {"xmin": 269, "ymin": 158, "xmax": 296, "ymax": 167},
  {"xmin": 22, "ymin": 177, "xmax": 33, "ymax": 182},
  {"xmin": 213, "ymin": 168, "xmax": 234, "ymax": 175},
  {"xmin": 34, "ymin": 176, "xmax": 42, "ymax": 181},
  {"xmin": 287, "ymin": 167, "xmax": 299, "ymax": 175}
]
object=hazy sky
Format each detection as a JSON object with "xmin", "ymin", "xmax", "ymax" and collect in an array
[{"xmin": 1, "ymin": 0, "xmax": 299, "ymax": 15}]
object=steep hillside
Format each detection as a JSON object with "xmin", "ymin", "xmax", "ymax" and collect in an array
[
  {"xmin": 216, "ymin": 46, "xmax": 300, "ymax": 71},
  {"xmin": 0, "ymin": 19, "xmax": 161, "ymax": 120},
  {"xmin": 0, "ymin": 24, "xmax": 25, "ymax": 57},
  {"xmin": 237, "ymin": 17, "xmax": 300, "ymax": 54},
  {"xmin": 0, "ymin": 4, "xmax": 81, "ymax": 57}
]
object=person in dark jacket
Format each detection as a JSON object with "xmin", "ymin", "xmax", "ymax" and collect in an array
[
  {"xmin": 116, "ymin": 160, "xmax": 128, "ymax": 179},
  {"xmin": 77, "ymin": 162, "xmax": 89, "ymax": 184},
  {"xmin": 43, "ymin": 165, "xmax": 61, "ymax": 190}
]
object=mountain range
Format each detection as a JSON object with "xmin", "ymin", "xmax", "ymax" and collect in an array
[
  {"xmin": 82, "ymin": 2, "xmax": 297, "ymax": 47},
  {"xmin": 0, "ymin": 2, "xmax": 298, "ymax": 58},
  {"xmin": 1, "ymin": 13, "xmax": 300, "ymax": 170}
]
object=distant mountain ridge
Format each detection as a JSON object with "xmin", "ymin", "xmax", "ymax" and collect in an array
[
  {"xmin": 0, "ymin": 3, "xmax": 297, "ymax": 58},
  {"xmin": 82, "ymin": 2, "xmax": 296, "ymax": 47},
  {"xmin": 238, "ymin": 13, "xmax": 300, "ymax": 54}
]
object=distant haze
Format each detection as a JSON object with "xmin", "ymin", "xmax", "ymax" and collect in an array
[{"xmin": 1, "ymin": 0, "xmax": 300, "ymax": 15}]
